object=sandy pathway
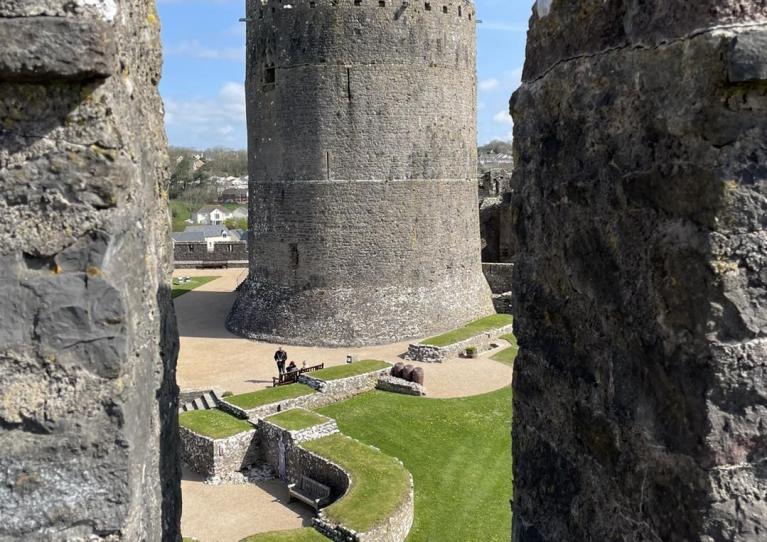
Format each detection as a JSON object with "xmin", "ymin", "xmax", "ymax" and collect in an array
[
  {"xmin": 181, "ymin": 467, "xmax": 312, "ymax": 542},
  {"xmin": 173, "ymin": 269, "xmax": 513, "ymax": 398}
]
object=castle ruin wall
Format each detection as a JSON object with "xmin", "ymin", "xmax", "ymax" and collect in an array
[
  {"xmin": 0, "ymin": 1, "xmax": 180, "ymax": 539},
  {"xmin": 512, "ymin": 2, "xmax": 767, "ymax": 540}
]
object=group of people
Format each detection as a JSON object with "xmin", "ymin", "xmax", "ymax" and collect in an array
[{"xmin": 274, "ymin": 346, "xmax": 302, "ymax": 375}]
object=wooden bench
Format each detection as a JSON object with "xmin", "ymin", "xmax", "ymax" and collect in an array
[
  {"xmin": 272, "ymin": 363, "xmax": 325, "ymax": 387},
  {"xmin": 288, "ymin": 475, "xmax": 331, "ymax": 511}
]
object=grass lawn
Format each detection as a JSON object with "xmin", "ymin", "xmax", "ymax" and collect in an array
[
  {"xmin": 178, "ymin": 408, "xmax": 254, "ymax": 439},
  {"xmin": 239, "ymin": 528, "xmax": 328, "ymax": 542},
  {"xmin": 172, "ymin": 276, "xmax": 219, "ymax": 299},
  {"xmin": 317, "ymin": 387, "xmax": 512, "ymax": 541},
  {"xmin": 491, "ymin": 333, "xmax": 519, "ymax": 366},
  {"xmin": 265, "ymin": 408, "xmax": 330, "ymax": 431},
  {"xmin": 309, "ymin": 360, "xmax": 390, "ymax": 381},
  {"xmin": 302, "ymin": 433, "xmax": 411, "ymax": 533},
  {"xmin": 225, "ymin": 384, "xmax": 315, "ymax": 410},
  {"xmin": 421, "ymin": 314, "xmax": 514, "ymax": 347},
  {"xmin": 169, "ymin": 200, "xmax": 195, "ymax": 232}
]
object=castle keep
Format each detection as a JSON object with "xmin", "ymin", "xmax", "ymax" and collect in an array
[{"xmin": 227, "ymin": 0, "xmax": 494, "ymax": 346}]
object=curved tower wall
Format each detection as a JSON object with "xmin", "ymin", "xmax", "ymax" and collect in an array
[{"xmin": 228, "ymin": 0, "xmax": 493, "ymax": 346}]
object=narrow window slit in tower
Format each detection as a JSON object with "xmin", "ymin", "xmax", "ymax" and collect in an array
[
  {"xmin": 326, "ymin": 151, "xmax": 331, "ymax": 180},
  {"xmin": 310, "ymin": 1, "xmax": 316, "ymax": 6},
  {"xmin": 290, "ymin": 243, "xmax": 299, "ymax": 269},
  {"xmin": 354, "ymin": 0, "xmax": 362, "ymax": 5},
  {"xmin": 259, "ymin": 9, "xmax": 264, "ymax": 18},
  {"xmin": 442, "ymin": 5, "xmax": 447, "ymax": 13},
  {"xmin": 458, "ymin": 5, "xmax": 462, "ymax": 16},
  {"xmin": 468, "ymin": 13, "xmax": 471, "ymax": 20},
  {"xmin": 425, "ymin": 2, "xmax": 431, "ymax": 10},
  {"xmin": 265, "ymin": 66, "xmax": 276, "ymax": 84},
  {"xmin": 379, "ymin": 0, "xmax": 385, "ymax": 6},
  {"xmin": 346, "ymin": 67, "xmax": 352, "ymax": 100}
]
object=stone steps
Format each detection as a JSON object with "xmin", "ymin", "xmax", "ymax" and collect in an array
[{"xmin": 179, "ymin": 391, "xmax": 220, "ymax": 413}]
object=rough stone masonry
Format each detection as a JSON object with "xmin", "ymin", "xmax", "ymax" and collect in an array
[
  {"xmin": 0, "ymin": 1, "xmax": 181, "ymax": 540},
  {"xmin": 511, "ymin": 1, "xmax": 767, "ymax": 540},
  {"xmin": 227, "ymin": 0, "xmax": 493, "ymax": 346}
]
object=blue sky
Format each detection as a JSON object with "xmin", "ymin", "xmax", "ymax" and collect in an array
[{"xmin": 158, "ymin": 0, "xmax": 532, "ymax": 149}]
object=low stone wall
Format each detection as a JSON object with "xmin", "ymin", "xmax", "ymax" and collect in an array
[
  {"xmin": 173, "ymin": 240, "xmax": 248, "ymax": 268},
  {"xmin": 258, "ymin": 417, "xmax": 414, "ymax": 541},
  {"xmin": 405, "ymin": 323, "xmax": 515, "ymax": 363},
  {"xmin": 314, "ymin": 472, "xmax": 415, "ymax": 542},
  {"xmin": 299, "ymin": 368, "xmax": 391, "ymax": 396},
  {"xmin": 482, "ymin": 262, "xmax": 514, "ymax": 294},
  {"xmin": 218, "ymin": 391, "xmax": 343, "ymax": 422},
  {"xmin": 376, "ymin": 376, "xmax": 426, "ymax": 397},
  {"xmin": 179, "ymin": 426, "xmax": 258, "ymax": 480},
  {"xmin": 259, "ymin": 419, "xmax": 347, "ymax": 494}
]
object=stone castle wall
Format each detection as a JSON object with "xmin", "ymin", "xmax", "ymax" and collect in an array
[
  {"xmin": 511, "ymin": 2, "xmax": 767, "ymax": 541},
  {"xmin": 228, "ymin": 0, "xmax": 493, "ymax": 346},
  {"xmin": 0, "ymin": 1, "xmax": 180, "ymax": 540},
  {"xmin": 173, "ymin": 240, "xmax": 248, "ymax": 268},
  {"xmin": 179, "ymin": 427, "xmax": 259, "ymax": 480},
  {"xmin": 482, "ymin": 263, "xmax": 514, "ymax": 294}
]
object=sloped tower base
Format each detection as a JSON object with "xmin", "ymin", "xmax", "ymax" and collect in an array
[
  {"xmin": 227, "ymin": 179, "xmax": 494, "ymax": 347},
  {"xmin": 227, "ymin": 273, "xmax": 493, "ymax": 347}
]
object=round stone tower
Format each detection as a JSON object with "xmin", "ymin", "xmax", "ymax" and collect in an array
[{"xmin": 227, "ymin": 0, "xmax": 493, "ymax": 346}]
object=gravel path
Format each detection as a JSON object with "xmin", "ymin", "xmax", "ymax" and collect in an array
[{"xmin": 181, "ymin": 466, "xmax": 311, "ymax": 542}]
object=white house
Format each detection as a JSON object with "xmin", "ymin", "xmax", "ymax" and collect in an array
[{"xmin": 194, "ymin": 205, "xmax": 247, "ymax": 225}]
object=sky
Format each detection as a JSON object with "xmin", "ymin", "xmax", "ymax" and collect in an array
[{"xmin": 157, "ymin": 0, "xmax": 532, "ymax": 150}]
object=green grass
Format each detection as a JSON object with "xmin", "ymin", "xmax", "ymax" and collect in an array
[
  {"xmin": 420, "ymin": 314, "xmax": 514, "ymax": 347},
  {"xmin": 169, "ymin": 200, "xmax": 195, "ymax": 232},
  {"xmin": 265, "ymin": 408, "xmax": 330, "ymax": 431},
  {"xmin": 317, "ymin": 387, "xmax": 512, "ymax": 541},
  {"xmin": 302, "ymin": 433, "xmax": 411, "ymax": 533},
  {"xmin": 309, "ymin": 360, "xmax": 391, "ymax": 381},
  {"xmin": 178, "ymin": 408, "xmax": 254, "ymax": 439},
  {"xmin": 491, "ymin": 333, "xmax": 519, "ymax": 366},
  {"xmin": 172, "ymin": 276, "xmax": 218, "ymax": 298},
  {"xmin": 225, "ymin": 384, "xmax": 316, "ymax": 410},
  {"xmin": 238, "ymin": 528, "xmax": 328, "ymax": 542}
]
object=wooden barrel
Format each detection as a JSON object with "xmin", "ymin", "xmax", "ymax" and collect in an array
[
  {"xmin": 412, "ymin": 367, "xmax": 425, "ymax": 385},
  {"xmin": 392, "ymin": 362, "xmax": 405, "ymax": 378},
  {"xmin": 401, "ymin": 364, "xmax": 414, "ymax": 381}
]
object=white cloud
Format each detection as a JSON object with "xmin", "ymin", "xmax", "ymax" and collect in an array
[
  {"xmin": 483, "ymin": 131, "xmax": 514, "ymax": 145},
  {"xmin": 163, "ymin": 82, "xmax": 246, "ymax": 148},
  {"xmin": 165, "ymin": 40, "xmax": 244, "ymax": 62},
  {"xmin": 479, "ymin": 78, "xmax": 499, "ymax": 92},
  {"xmin": 492, "ymin": 109, "xmax": 514, "ymax": 126}
]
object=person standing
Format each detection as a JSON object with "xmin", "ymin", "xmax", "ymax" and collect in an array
[{"xmin": 274, "ymin": 346, "xmax": 287, "ymax": 375}]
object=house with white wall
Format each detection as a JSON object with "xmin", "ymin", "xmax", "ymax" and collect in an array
[{"xmin": 194, "ymin": 206, "xmax": 247, "ymax": 225}]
